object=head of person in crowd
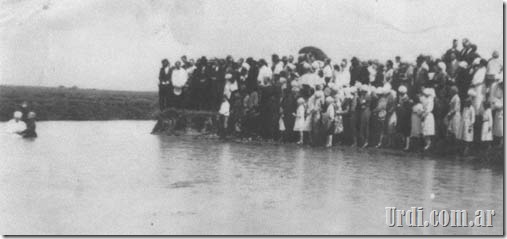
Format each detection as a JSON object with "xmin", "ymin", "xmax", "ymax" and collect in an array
[
  {"xmin": 245, "ymin": 57, "xmax": 255, "ymax": 67},
  {"xmin": 450, "ymin": 86, "xmax": 458, "ymax": 96},
  {"xmin": 226, "ymin": 55, "xmax": 233, "ymax": 63},
  {"xmin": 297, "ymin": 97, "xmax": 305, "ymax": 106},
  {"xmin": 452, "ymin": 39, "xmax": 458, "ymax": 49},
  {"xmin": 258, "ymin": 59, "xmax": 268, "ymax": 67},
  {"xmin": 333, "ymin": 64, "xmax": 340, "ymax": 71},
  {"xmin": 237, "ymin": 58, "xmax": 244, "ymax": 66},
  {"xmin": 174, "ymin": 61, "xmax": 181, "ymax": 69},
  {"xmin": 181, "ymin": 55, "xmax": 188, "ymax": 64},
  {"xmin": 27, "ymin": 112, "xmax": 36, "ymax": 120},
  {"xmin": 462, "ymin": 38, "xmax": 470, "ymax": 48},
  {"xmin": 281, "ymin": 56, "xmax": 288, "ymax": 65},
  {"xmin": 324, "ymin": 58, "xmax": 331, "ymax": 66},
  {"xmin": 437, "ymin": 62, "xmax": 446, "ymax": 73},
  {"xmin": 416, "ymin": 55, "xmax": 425, "ymax": 66},
  {"xmin": 492, "ymin": 50, "xmax": 499, "ymax": 59},
  {"xmin": 189, "ymin": 59, "xmax": 195, "ymax": 66},
  {"xmin": 325, "ymin": 96, "xmax": 334, "ymax": 105},
  {"xmin": 200, "ymin": 56, "xmax": 208, "ymax": 67},
  {"xmin": 398, "ymin": 85, "xmax": 407, "ymax": 96},
  {"xmin": 470, "ymin": 44, "xmax": 477, "ymax": 54},
  {"xmin": 272, "ymin": 54, "xmax": 280, "ymax": 64},
  {"xmin": 225, "ymin": 73, "xmax": 233, "ymax": 83},
  {"xmin": 386, "ymin": 60, "xmax": 393, "ymax": 69},
  {"xmin": 308, "ymin": 53, "xmax": 315, "ymax": 63},
  {"xmin": 450, "ymin": 52, "xmax": 457, "ymax": 62},
  {"xmin": 13, "ymin": 111, "xmax": 22, "ymax": 122},
  {"xmin": 21, "ymin": 101, "xmax": 28, "ymax": 109},
  {"xmin": 161, "ymin": 59, "xmax": 169, "ymax": 68},
  {"xmin": 351, "ymin": 57, "xmax": 359, "ymax": 67},
  {"xmin": 288, "ymin": 55, "xmax": 294, "ymax": 63}
]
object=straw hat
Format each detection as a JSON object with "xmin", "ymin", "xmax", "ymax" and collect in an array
[
  {"xmin": 467, "ymin": 88, "xmax": 477, "ymax": 97},
  {"xmin": 398, "ymin": 85, "xmax": 407, "ymax": 94}
]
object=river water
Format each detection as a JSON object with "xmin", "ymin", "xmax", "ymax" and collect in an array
[{"xmin": 0, "ymin": 121, "xmax": 503, "ymax": 235}]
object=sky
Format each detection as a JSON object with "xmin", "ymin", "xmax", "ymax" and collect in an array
[{"xmin": 0, "ymin": 0, "xmax": 503, "ymax": 91}]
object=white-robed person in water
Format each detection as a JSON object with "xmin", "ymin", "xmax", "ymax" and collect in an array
[{"xmin": 6, "ymin": 111, "xmax": 26, "ymax": 135}]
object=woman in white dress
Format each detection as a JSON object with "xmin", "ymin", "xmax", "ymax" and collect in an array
[
  {"xmin": 446, "ymin": 86, "xmax": 461, "ymax": 139},
  {"xmin": 294, "ymin": 98, "xmax": 307, "ymax": 144},
  {"xmin": 459, "ymin": 96, "xmax": 475, "ymax": 155},
  {"xmin": 421, "ymin": 88, "xmax": 435, "ymax": 150}
]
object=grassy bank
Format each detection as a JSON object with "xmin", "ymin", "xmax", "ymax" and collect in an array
[{"xmin": 0, "ymin": 85, "xmax": 158, "ymax": 121}]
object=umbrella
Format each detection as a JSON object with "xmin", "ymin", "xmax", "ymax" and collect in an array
[{"xmin": 298, "ymin": 46, "xmax": 328, "ymax": 61}]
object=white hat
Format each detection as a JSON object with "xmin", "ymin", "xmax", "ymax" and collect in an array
[
  {"xmin": 13, "ymin": 111, "xmax": 22, "ymax": 119},
  {"xmin": 297, "ymin": 97, "xmax": 305, "ymax": 105},
  {"xmin": 458, "ymin": 61, "xmax": 468, "ymax": 68},
  {"xmin": 375, "ymin": 87, "xmax": 384, "ymax": 95},
  {"xmin": 225, "ymin": 73, "xmax": 232, "ymax": 80},
  {"xmin": 315, "ymin": 90, "xmax": 325, "ymax": 98},
  {"xmin": 398, "ymin": 85, "xmax": 407, "ymax": 94},
  {"xmin": 325, "ymin": 96, "xmax": 334, "ymax": 104},
  {"xmin": 437, "ymin": 62, "xmax": 446, "ymax": 72},
  {"xmin": 472, "ymin": 57, "xmax": 481, "ymax": 65},
  {"xmin": 383, "ymin": 83, "xmax": 392, "ymax": 92},
  {"xmin": 360, "ymin": 84, "xmax": 369, "ymax": 92},
  {"xmin": 422, "ymin": 87, "xmax": 433, "ymax": 96},
  {"xmin": 467, "ymin": 88, "xmax": 477, "ymax": 97}
]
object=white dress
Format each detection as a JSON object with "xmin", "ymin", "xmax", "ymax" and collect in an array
[
  {"xmin": 421, "ymin": 96, "xmax": 435, "ymax": 136},
  {"xmin": 293, "ymin": 105, "xmax": 306, "ymax": 132},
  {"xmin": 5, "ymin": 119, "xmax": 26, "ymax": 134},
  {"xmin": 458, "ymin": 106, "xmax": 475, "ymax": 142},
  {"xmin": 481, "ymin": 108, "xmax": 493, "ymax": 141}
]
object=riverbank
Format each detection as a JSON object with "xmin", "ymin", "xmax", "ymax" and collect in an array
[
  {"xmin": 0, "ymin": 85, "xmax": 158, "ymax": 121},
  {"xmin": 151, "ymin": 109, "xmax": 504, "ymax": 163}
]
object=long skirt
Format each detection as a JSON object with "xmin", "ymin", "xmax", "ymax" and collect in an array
[
  {"xmin": 447, "ymin": 112, "xmax": 461, "ymax": 138},
  {"xmin": 422, "ymin": 113, "xmax": 435, "ymax": 136}
]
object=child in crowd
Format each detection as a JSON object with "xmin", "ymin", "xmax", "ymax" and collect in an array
[{"xmin": 294, "ymin": 97, "xmax": 307, "ymax": 144}]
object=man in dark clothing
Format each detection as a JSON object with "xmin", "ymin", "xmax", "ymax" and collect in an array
[
  {"xmin": 442, "ymin": 39, "xmax": 460, "ymax": 63},
  {"xmin": 349, "ymin": 57, "xmax": 361, "ymax": 86},
  {"xmin": 158, "ymin": 59, "xmax": 172, "ymax": 110}
]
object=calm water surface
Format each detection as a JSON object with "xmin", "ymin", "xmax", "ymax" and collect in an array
[{"xmin": 0, "ymin": 121, "xmax": 503, "ymax": 235}]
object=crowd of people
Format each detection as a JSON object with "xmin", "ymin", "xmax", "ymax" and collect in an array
[
  {"xmin": 5, "ymin": 101, "xmax": 37, "ymax": 138},
  {"xmin": 157, "ymin": 38, "xmax": 503, "ymax": 155}
]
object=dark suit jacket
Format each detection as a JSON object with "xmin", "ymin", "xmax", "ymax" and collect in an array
[{"xmin": 159, "ymin": 67, "xmax": 172, "ymax": 84}]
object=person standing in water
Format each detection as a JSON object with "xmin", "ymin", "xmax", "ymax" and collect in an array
[{"xmin": 20, "ymin": 112, "xmax": 37, "ymax": 138}]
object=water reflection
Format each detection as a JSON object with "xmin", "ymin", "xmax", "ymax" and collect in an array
[{"xmin": 0, "ymin": 121, "xmax": 502, "ymax": 235}]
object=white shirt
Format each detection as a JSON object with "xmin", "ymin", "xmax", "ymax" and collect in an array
[
  {"xmin": 487, "ymin": 58, "xmax": 503, "ymax": 79},
  {"xmin": 171, "ymin": 68, "xmax": 188, "ymax": 88},
  {"xmin": 472, "ymin": 66, "xmax": 486, "ymax": 86},
  {"xmin": 5, "ymin": 119, "xmax": 26, "ymax": 134},
  {"xmin": 223, "ymin": 81, "xmax": 238, "ymax": 99},
  {"xmin": 323, "ymin": 65, "xmax": 333, "ymax": 78},
  {"xmin": 219, "ymin": 101, "xmax": 230, "ymax": 116},
  {"xmin": 273, "ymin": 62, "xmax": 284, "ymax": 75},
  {"xmin": 257, "ymin": 65, "xmax": 272, "ymax": 86}
]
